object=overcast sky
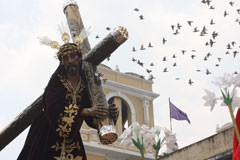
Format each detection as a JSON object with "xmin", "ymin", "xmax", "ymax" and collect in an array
[{"xmin": 1, "ymin": 0, "xmax": 240, "ymax": 159}]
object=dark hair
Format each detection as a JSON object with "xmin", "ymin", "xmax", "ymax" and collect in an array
[
  {"xmin": 57, "ymin": 43, "xmax": 82, "ymax": 61},
  {"xmin": 58, "ymin": 51, "xmax": 82, "ymax": 62},
  {"xmin": 52, "ymin": 56, "xmax": 83, "ymax": 79}
]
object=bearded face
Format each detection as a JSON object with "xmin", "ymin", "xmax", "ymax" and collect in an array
[{"xmin": 61, "ymin": 52, "xmax": 82, "ymax": 76}]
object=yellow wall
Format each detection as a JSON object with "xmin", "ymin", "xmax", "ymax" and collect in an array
[{"xmin": 81, "ymin": 64, "xmax": 158, "ymax": 159}]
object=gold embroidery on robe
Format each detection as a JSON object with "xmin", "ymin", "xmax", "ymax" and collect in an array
[
  {"xmin": 52, "ymin": 75, "xmax": 86, "ymax": 159},
  {"xmin": 52, "ymin": 140, "xmax": 82, "ymax": 160}
]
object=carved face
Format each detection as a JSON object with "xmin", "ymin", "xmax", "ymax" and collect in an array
[{"xmin": 61, "ymin": 51, "xmax": 82, "ymax": 76}]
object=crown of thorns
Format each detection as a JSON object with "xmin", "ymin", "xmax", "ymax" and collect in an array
[{"xmin": 38, "ymin": 23, "xmax": 90, "ymax": 59}]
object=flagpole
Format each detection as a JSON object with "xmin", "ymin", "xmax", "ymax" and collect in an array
[{"xmin": 169, "ymin": 98, "xmax": 173, "ymax": 132}]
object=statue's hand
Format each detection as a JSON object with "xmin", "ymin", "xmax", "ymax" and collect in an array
[
  {"xmin": 87, "ymin": 104, "xmax": 109, "ymax": 119},
  {"xmin": 109, "ymin": 103, "xmax": 119, "ymax": 124}
]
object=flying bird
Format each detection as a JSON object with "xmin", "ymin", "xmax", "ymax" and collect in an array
[
  {"xmin": 173, "ymin": 29, "xmax": 179, "ymax": 35},
  {"xmin": 139, "ymin": 15, "xmax": 144, "ymax": 20},
  {"xmin": 206, "ymin": 39, "xmax": 215, "ymax": 47},
  {"xmin": 177, "ymin": 23, "xmax": 182, "ymax": 29},
  {"xmin": 162, "ymin": 38, "xmax": 167, "ymax": 45},
  {"xmin": 148, "ymin": 42, "xmax": 153, "ymax": 48},
  {"xmin": 191, "ymin": 55, "xmax": 196, "ymax": 59},
  {"xmin": 233, "ymin": 51, "xmax": 239, "ymax": 58},
  {"xmin": 224, "ymin": 10, "xmax": 229, "ymax": 17},
  {"xmin": 209, "ymin": 6, "xmax": 215, "ymax": 9},
  {"xmin": 132, "ymin": 57, "xmax": 137, "ymax": 62},
  {"xmin": 188, "ymin": 79, "xmax": 194, "ymax": 85},
  {"xmin": 148, "ymin": 74, "xmax": 155, "ymax": 81},
  {"xmin": 137, "ymin": 60, "xmax": 144, "ymax": 67},
  {"xmin": 204, "ymin": 56, "xmax": 208, "ymax": 61},
  {"xmin": 163, "ymin": 67, "xmax": 168, "ymax": 72},
  {"xmin": 150, "ymin": 62, "xmax": 154, "ymax": 66},
  {"xmin": 181, "ymin": 50, "xmax": 186, "ymax": 55},
  {"xmin": 226, "ymin": 43, "xmax": 232, "ymax": 49},
  {"xmin": 217, "ymin": 57, "xmax": 222, "ymax": 62},
  {"xmin": 140, "ymin": 44, "xmax": 146, "ymax": 50},
  {"xmin": 205, "ymin": 0, "xmax": 212, "ymax": 6},
  {"xmin": 206, "ymin": 52, "xmax": 212, "ymax": 58},
  {"xmin": 134, "ymin": 8, "xmax": 139, "ymax": 11},
  {"xmin": 146, "ymin": 69, "xmax": 152, "ymax": 73},
  {"xmin": 210, "ymin": 19, "xmax": 215, "ymax": 25},
  {"xmin": 206, "ymin": 69, "xmax": 211, "ymax": 75},
  {"xmin": 212, "ymin": 31, "xmax": 218, "ymax": 39},
  {"xmin": 237, "ymin": 9, "xmax": 240, "ymax": 14},
  {"xmin": 193, "ymin": 27, "xmax": 200, "ymax": 32},
  {"xmin": 187, "ymin": 20, "xmax": 193, "ymax": 26},
  {"xmin": 229, "ymin": 1, "xmax": 234, "ymax": 6},
  {"xmin": 132, "ymin": 47, "xmax": 137, "ymax": 52}
]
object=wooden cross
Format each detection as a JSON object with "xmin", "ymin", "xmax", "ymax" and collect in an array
[{"xmin": 0, "ymin": 1, "xmax": 128, "ymax": 151}]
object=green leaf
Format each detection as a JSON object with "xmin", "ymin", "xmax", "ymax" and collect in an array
[
  {"xmin": 221, "ymin": 89, "xmax": 232, "ymax": 106},
  {"xmin": 132, "ymin": 139, "xmax": 141, "ymax": 150},
  {"xmin": 132, "ymin": 138, "xmax": 144, "ymax": 151}
]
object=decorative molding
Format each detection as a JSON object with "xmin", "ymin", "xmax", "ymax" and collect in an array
[
  {"xmin": 103, "ymin": 80, "xmax": 159, "ymax": 100},
  {"xmin": 98, "ymin": 65, "xmax": 153, "ymax": 83},
  {"xmin": 84, "ymin": 141, "xmax": 154, "ymax": 160},
  {"xmin": 142, "ymin": 97, "xmax": 150, "ymax": 124}
]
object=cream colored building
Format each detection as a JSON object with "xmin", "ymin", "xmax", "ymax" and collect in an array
[
  {"xmin": 80, "ymin": 64, "xmax": 159, "ymax": 160},
  {"xmin": 160, "ymin": 124, "xmax": 233, "ymax": 160}
]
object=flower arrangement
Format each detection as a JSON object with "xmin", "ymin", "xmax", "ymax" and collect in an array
[
  {"xmin": 202, "ymin": 73, "xmax": 240, "ymax": 143},
  {"xmin": 118, "ymin": 122, "xmax": 178, "ymax": 160}
]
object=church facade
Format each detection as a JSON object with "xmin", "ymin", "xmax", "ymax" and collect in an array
[
  {"xmin": 80, "ymin": 64, "xmax": 234, "ymax": 160},
  {"xmin": 80, "ymin": 64, "xmax": 159, "ymax": 160}
]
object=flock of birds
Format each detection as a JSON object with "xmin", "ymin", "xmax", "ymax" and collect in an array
[{"xmin": 95, "ymin": 0, "xmax": 240, "ymax": 86}]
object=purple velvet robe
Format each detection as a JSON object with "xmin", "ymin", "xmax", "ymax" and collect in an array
[{"xmin": 17, "ymin": 73, "xmax": 96, "ymax": 160}]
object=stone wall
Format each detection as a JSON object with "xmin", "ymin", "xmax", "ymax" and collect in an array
[{"xmin": 160, "ymin": 126, "xmax": 233, "ymax": 160}]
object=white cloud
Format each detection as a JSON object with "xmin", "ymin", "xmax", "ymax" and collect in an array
[{"xmin": 1, "ymin": 0, "xmax": 240, "ymax": 159}]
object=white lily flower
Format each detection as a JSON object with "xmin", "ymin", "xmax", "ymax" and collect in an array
[
  {"xmin": 153, "ymin": 126, "xmax": 161, "ymax": 137},
  {"xmin": 132, "ymin": 122, "xmax": 142, "ymax": 141},
  {"xmin": 143, "ymin": 132, "xmax": 155, "ymax": 147},
  {"xmin": 119, "ymin": 123, "xmax": 177, "ymax": 157},
  {"xmin": 164, "ymin": 134, "xmax": 177, "ymax": 144},
  {"xmin": 219, "ymin": 88, "xmax": 240, "ymax": 111},
  {"xmin": 212, "ymin": 73, "xmax": 234, "ymax": 89},
  {"xmin": 118, "ymin": 125, "xmax": 132, "ymax": 139},
  {"xmin": 161, "ymin": 128, "xmax": 178, "ymax": 151},
  {"xmin": 230, "ymin": 89, "xmax": 240, "ymax": 111},
  {"xmin": 232, "ymin": 74, "xmax": 240, "ymax": 88},
  {"xmin": 120, "ymin": 137, "xmax": 132, "ymax": 147},
  {"xmin": 141, "ymin": 124, "xmax": 150, "ymax": 135},
  {"xmin": 202, "ymin": 89, "xmax": 218, "ymax": 111},
  {"xmin": 133, "ymin": 122, "xmax": 141, "ymax": 134},
  {"xmin": 162, "ymin": 127, "xmax": 172, "ymax": 136}
]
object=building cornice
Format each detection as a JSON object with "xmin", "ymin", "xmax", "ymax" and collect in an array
[
  {"xmin": 84, "ymin": 141, "xmax": 154, "ymax": 160},
  {"xmin": 102, "ymin": 80, "xmax": 159, "ymax": 100},
  {"xmin": 98, "ymin": 65, "xmax": 153, "ymax": 84}
]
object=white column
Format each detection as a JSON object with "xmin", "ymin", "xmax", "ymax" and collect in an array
[{"xmin": 142, "ymin": 96, "xmax": 150, "ymax": 125}]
